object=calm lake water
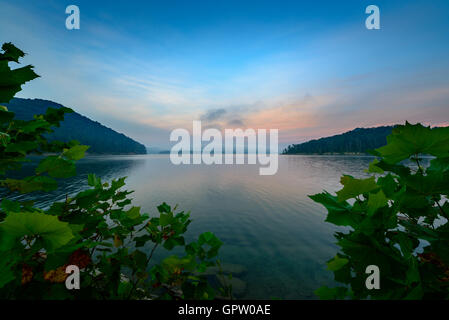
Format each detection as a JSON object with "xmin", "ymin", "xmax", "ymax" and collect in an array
[{"xmin": 9, "ymin": 154, "xmax": 376, "ymax": 299}]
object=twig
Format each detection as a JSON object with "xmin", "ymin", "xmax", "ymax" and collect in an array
[{"xmin": 435, "ymin": 200, "xmax": 449, "ymax": 220}]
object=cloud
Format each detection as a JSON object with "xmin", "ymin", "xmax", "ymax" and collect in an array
[
  {"xmin": 227, "ymin": 119, "xmax": 245, "ymax": 127},
  {"xmin": 198, "ymin": 104, "xmax": 255, "ymax": 130},
  {"xmin": 2, "ymin": 0, "xmax": 449, "ymax": 150},
  {"xmin": 200, "ymin": 108, "xmax": 227, "ymax": 121}
]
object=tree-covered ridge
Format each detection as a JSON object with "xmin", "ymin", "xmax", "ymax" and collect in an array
[
  {"xmin": 282, "ymin": 126, "xmax": 394, "ymax": 154},
  {"xmin": 5, "ymin": 98, "xmax": 147, "ymax": 155}
]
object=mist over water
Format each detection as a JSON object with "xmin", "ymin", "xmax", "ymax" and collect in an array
[{"xmin": 8, "ymin": 154, "xmax": 376, "ymax": 299}]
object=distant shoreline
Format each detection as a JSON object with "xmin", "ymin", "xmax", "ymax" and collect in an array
[{"xmin": 281, "ymin": 152, "xmax": 370, "ymax": 155}]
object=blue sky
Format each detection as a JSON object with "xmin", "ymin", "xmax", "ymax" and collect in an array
[{"xmin": 1, "ymin": 0, "xmax": 448, "ymax": 149}]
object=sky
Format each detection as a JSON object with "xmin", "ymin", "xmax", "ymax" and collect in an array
[{"xmin": 0, "ymin": 0, "xmax": 448, "ymax": 150}]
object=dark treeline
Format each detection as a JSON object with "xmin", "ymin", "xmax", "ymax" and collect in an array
[
  {"xmin": 282, "ymin": 126, "xmax": 394, "ymax": 154},
  {"xmin": 5, "ymin": 98, "xmax": 147, "ymax": 154}
]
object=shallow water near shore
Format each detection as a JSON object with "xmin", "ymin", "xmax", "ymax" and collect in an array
[{"xmin": 7, "ymin": 154, "xmax": 378, "ymax": 299}]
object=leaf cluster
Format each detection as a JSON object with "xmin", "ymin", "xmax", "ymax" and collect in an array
[
  {"xmin": 0, "ymin": 43, "xmax": 226, "ymax": 300},
  {"xmin": 311, "ymin": 122, "xmax": 449, "ymax": 299}
]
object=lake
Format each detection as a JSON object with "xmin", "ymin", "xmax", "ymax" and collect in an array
[{"xmin": 8, "ymin": 154, "xmax": 377, "ymax": 299}]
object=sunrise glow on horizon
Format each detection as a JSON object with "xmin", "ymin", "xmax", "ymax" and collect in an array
[{"xmin": 1, "ymin": 0, "xmax": 448, "ymax": 149}]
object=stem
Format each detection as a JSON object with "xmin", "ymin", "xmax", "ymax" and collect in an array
[
  {"xmin": 435, "ymin": 200, "xmax": 449, "ymax": 220},
  {"xmin": 63, "ymin": 193, "xmax": 69, "ymax": 215},
  {"xmin": 413, "ymin": 154, "xmax": 424, "ymax": 175},
  {"xmin": 126, "ymin": 242, "xmax": 159, "ymax": 300},
  {"xmin": 89, "ymin": 233, "xmax": 102, "ymax": 257},
  {"xmin": 146, "ymin": 242, "xmax": 159, "ymax": 266}
]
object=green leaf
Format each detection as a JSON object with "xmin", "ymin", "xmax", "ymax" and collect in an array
[
  {"xmin": 428, "ymin": 157, "xmax": 449, "ymax": 173},
  {"xmin": 403, "ymin": 172, "xmax": 449, "ymax": 195},
  {"xmin": 163, "ymin": 236, "xmax": 185, "ymax": 250},
  {"xmin": 159, "ymin": 212, "xmax": 173, "ymax": 226},
  {"xmin": 20, "ymin": 119, "xmax": 50, "ymax": 133},
  {"xmin": 0, "ymin": 43, "xmax": 25, "ymax": 63},
  {"xmin": 0, "ymin": 211, "xmax": 74, "ymax": 251},
  {"xmin": 314, "ymin": 286, "xmax": 348, "ymax": 300},
  {"xmin": 63, "ymin": 145, "xmax": 89, "ymax": 160},
  {"xmin": 0, "ymin": 109, "xmax": 14, "ymax": 123},
  {"xmin": 0, "ymin": 65, "xmax": 39, "ymax": 103},
  {"xmin": 404, "ymin": 284, "xmax": 423, "ymax": 300},
  {"xmin": 5, "ymin": 141, "xmax": 38, "ymax": 154},
  {"xmin": 390, "ymin": 232, "xmax": 415, "ymax": 259},
  {"xmin": 43, "ymin": 107, "xmax": 72, "ymax": 126},
  {"xmin": 134, "ymin": 234, "xmax": 152, "ymax": 247},
  {"xmin": 131, "ymin": 250, "xmax": 147, "ymax": 270},
  {"xmin": 336, "ymin": 175, "xmax": 379, "ymax": 201},
  {"xmin": 111, "ymin": 177, "xmax": 127, "ymax": 191},
  {"xmin": 44, "ymin": 251, "xmax": 72, "ymax": 272},
  {"xmin": 377, "ymin": 174, "xmax": 398, "ymax": 198},
  {"xmin": 309, "ymin": 192, "xmax": 360, "ymax": 227},
  {"xmin": 1, "ymin": 176, "xmax": 58, "ymax": 193},
  {"xmin": 0, "ymin": 132, "xmax": 10, "ymax": 147},
  {"xmin": 0, "ymin": 258, "xmax": 15, "ymax": 289},
  {"xmin": 376, "ymin": 123, "xmax": 449, "ymax": 164},
  {"xmin": 327, "ymin": 255, "xmax": 349, "ymax": 271},
  {"xmin": 87, "ymin": 173, "xmax": 102, "ymax": 188},
  {"xmin": 36, "ymin": 156, "xmax": 76, "ymax": 178},
  {"xmin": 198, "ymin": 232, "xmax": 223, "ymax": 257},
  {"xmin": 367, "ymin": 190, "xmax": 388, "ymax": 216},
  {"xmin": 0, "ymin": 43, "xmax": 39, "ymax": 103},
  {"xmin": 1, "ymin": 199, "xmax": 20, "ymax": 213},
  {"xmin": 126, "ymin": 206, "xmax": 141, "ymax": 220},
  {"xmin": 367, "ymin": 158, "xmax": 384, "ymax": 173},
  {"xmin": 157, "ymin": 202, "xmax": 171, "ymax": 214}
]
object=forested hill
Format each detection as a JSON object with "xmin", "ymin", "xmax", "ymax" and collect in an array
[
  {"xmin": 5, "ymin": 98, "xmax": 147, "ymax": 155},
  {"xmin": 282, "ymin": 126, "xmax": 394, "ymax": 154}
]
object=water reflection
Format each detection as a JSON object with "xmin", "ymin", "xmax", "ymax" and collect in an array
[
  {"xmin": 1, "ymin": 154, "xmax": 385, "ymax": 299},
  {"xmin": 2, "ymin": 155, "xmax": 146, "ymax": 209}
]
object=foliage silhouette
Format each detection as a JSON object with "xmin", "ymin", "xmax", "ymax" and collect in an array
[
  {"xmin": 0, "ymin": 43, "xmax": 228, "ymax": 300},
  {"xmin": 311, "ymin": 122, "xmax": 449, "ymax": 299}
]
